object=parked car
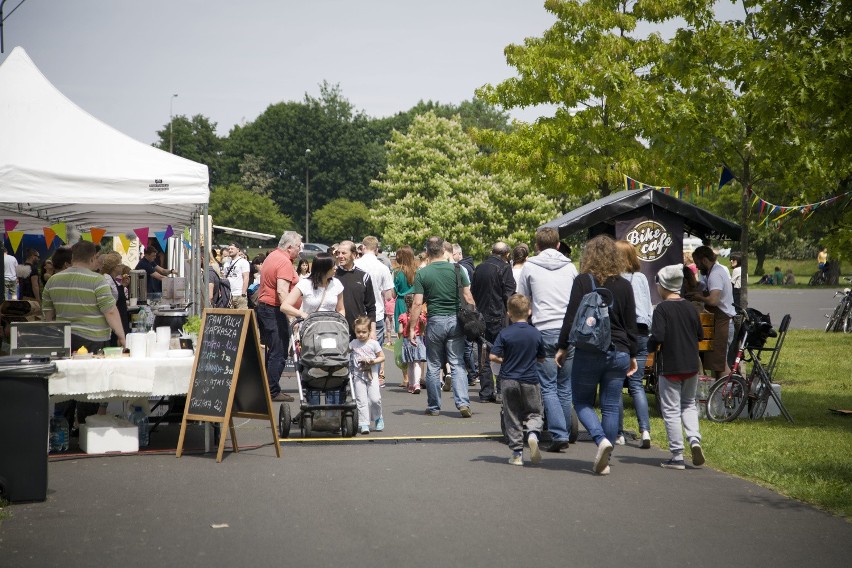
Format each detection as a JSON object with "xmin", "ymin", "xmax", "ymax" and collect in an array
[{"xmin": 299, "ymin": 243, "xmax": 329, "ymax": 261}]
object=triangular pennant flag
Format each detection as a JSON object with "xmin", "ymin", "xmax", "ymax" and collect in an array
[
  {"xmin": 7, "ymin": 231, "xmax": 24, "ymax": 253},
  {"xmin": 81, "ymin": 232, "xmax": 93, "ymax": 242},
  {"xmin": 90, "ymin": 227, "xmax": 107, "ymax": 245},
  {"xmin": 164, "ymin": 225, "xmax": 174, "ymax": 239},
  {"xmin": 117, "ymin": 234, "xmax": 130, "ymax": 254},
  {"xmin": 182, "ymin": 240, "xmax": 192, "ymax": 250},
  {"xmin": 4, "ymin": 219, "xmax": 18, "ymax": 233},
  {"xmin": 51, "ymin": 222, "xmax": 67, "ymax": 244},
  {"xmin": 182, "ymin": 227, "xmax": 191, "ymax": 242},
  {"xmin": 154, "ymin": 230, "xmax": 168, "ymax": 252},
  {"xmin": 719, "ymin": 166, "xmax": 735, "ymax": 189},
  {"xmin": 43, "ymin": 227, "xmax": 57, "ymax": 248},
  {"xmin": 134, "ymin": 228, "xmax": 149, "ymax": 248}
]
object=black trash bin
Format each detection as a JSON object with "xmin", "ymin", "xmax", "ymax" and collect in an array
[{"xmin": 0, "ymin": 355, "xmax": 56, "ymax": 503}]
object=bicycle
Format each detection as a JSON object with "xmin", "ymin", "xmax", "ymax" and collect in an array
[
  {"xmin": 706, "ymin": 306, "xmax": 794, "ymax": 423},
  {"xmin": 824, "ymin": 277, "xmax": 852, "ymax": 333}
]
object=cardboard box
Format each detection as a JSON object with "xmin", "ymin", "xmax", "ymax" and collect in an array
[{"xmin": 79, "ymin": 418, "xmax": 139, "ymax": 454}]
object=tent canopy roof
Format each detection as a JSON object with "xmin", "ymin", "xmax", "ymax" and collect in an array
[
  {"xmin": 0, "ymin": 47, "xmax": 209, "ymax": 235},
  {"xmin": 542, "ymin": 188, "xmax": 742, "ymax": 242}
]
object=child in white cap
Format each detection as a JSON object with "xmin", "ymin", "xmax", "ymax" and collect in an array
[{"xmin": 649, "ymin": 264, "xmax": 706, "ymax": 469}]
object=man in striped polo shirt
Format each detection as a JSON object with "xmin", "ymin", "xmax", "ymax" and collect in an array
[{"xmin": 43, "ymin": 240, "xmax": 127, "ymax": 430}]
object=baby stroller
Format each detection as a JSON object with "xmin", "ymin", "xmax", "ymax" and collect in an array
[{"xmin": 277, "ymin": 311, "xmax": 358, "ymax": 438}]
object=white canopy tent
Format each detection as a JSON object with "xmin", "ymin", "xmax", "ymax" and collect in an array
[
  {"xmin": 0, "ymin": 47, "xmax": 211, "ymax": 312},
  {"xmin": 0, "ymin": 47, "xmax": 209, "ymax": 235}
]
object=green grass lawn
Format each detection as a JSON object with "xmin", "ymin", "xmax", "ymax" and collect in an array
[{"xmin": 624, "ymin": 330, "xmax": 852, "ymax": 518}]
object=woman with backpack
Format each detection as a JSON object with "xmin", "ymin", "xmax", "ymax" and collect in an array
[{"xmin": 555, "ymin": 235, "xmax": 639, "ymax": 476}]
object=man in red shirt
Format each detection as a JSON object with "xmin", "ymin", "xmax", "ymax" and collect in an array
[{"xmin": 256, "ymin": 231, "xmax": 303, "ymax": 402}]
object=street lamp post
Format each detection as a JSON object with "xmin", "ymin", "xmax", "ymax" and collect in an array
[
  {"xmin": 305, "ymin": 148, "xmax": 311, "ymax": 243},
  {"xmin": 169, "ymin": 93, "xmax": 178, "ymax": 153}
]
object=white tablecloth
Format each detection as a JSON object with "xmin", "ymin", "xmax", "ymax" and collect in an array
[{"xmin": 49, "ymin": 356, "xmax": 194, "ymax": 401}]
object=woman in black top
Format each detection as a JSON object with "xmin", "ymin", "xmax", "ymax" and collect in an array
[{"xmin": 556, "ymin": 235, "xmax": 638, "ymax": 475}]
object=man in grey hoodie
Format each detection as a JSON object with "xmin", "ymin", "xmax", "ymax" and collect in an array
[{"xmin": 516, "ymin": 227, "xmax": 578, "ymax": 452}]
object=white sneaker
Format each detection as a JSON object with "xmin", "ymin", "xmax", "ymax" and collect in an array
[
  {"xmin": 508, "ymin": 453, "xmax": 523, "ymax": 466},
  {"xmin": 615, "ymin": 435, "xmax": 626, "ymax": 446},
  {"xmin": 528, "ymin": 433, "xmax": 542, "ymax": 464},
  {"xmin": 593, "ymin": 438, "xmax": 613, "ymax": 474},
  {"xmin": 600, "ymin": 465, "xmax": 611, "ymax": 475},
  {"xmin": 640, "ymin": 430, "xmax": 651, "ymax": 449}
]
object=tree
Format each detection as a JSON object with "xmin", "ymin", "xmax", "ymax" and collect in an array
[
  {"xmin": 208, "ymin": 184, "xmax": 294, "ymax": 236},
  {"xmin": 312, "ymin": 198, "xmax": 375, "ymax": 243},
  {"xmin": 221, "ymin": 82, "xmax": 386, "ymax": 226},
  {"xmin": 155, "ymin": 114, "xmax": 224, "ymax": 187},
  {"xmin": 372, "ymin": 112, "xmax": 559, "ymax": 259},
  {"xmin": 476, "ymin": 0, "xmax": 676, "ymax": 198},
  {"xmin": 650, "ymin": 0, "xmax": 852, "ymax": 300}
]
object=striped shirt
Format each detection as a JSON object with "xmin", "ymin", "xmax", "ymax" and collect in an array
[{"xmin": 42, "ymin": 267, "xmax": 116, "ymax": 342}]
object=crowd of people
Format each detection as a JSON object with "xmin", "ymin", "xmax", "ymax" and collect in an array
[
  {"xmin": 1, "ymin": 230, "xmax": 742, "ymax": 472},
  {"xmin": 226, "ymin": 229, "xmax": 737, "ymax": 475}
]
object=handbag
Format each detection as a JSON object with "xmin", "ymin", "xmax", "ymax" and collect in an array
[{"xmin": 454, "ymin": 264, "xmax": 485, "ymax": 341}]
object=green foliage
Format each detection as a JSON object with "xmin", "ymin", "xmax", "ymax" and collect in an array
[
  {"xmin": 208, "ymin": 183, "xmax": 294, "ymax": 236},
  {"xmin": 312, "ymin": 198, "xmax": 375, "ymax": 243},
  {"xmin": 220, "ymin": 82, "xmax": 386, "ymax": 226},
  {"xmin": 477, "ymin": 0, "xmax": 672, "ymax": 197},
  {"xmin": 155, "ymin": 114, "xmax": 224, "ymax": 186},
  {"xmin": 372, "ymin": 112, "xmax": 559, "ymax": 259}
]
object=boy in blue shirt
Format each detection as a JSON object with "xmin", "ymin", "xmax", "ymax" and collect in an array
[{"xmin": 490, "ymin": 294, "xmax": 546, "ymax": 466}]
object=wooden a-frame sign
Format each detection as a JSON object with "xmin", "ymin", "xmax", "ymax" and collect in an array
[{"xmin": 176, "ymin": 308, "xmax": 281, "ymax": 462}]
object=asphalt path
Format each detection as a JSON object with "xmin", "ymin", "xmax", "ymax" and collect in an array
[
  {"xmin": 748, "ymin": 287, "xmax": 848, "ymax": 330},
  {"xmin": 2, "ymin": 350, "xmax": 850, "ymax": 568}
]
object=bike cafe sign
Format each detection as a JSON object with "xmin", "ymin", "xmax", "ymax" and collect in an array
[{"xmin": 625, "ymin": 220, "xmax": 673, "ymax": 262}]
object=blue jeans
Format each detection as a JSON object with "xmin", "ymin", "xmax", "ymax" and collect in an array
[
  {"xmin": 538, "ymin": 329, "xmax": 573, "ymax": 442},
  {"xmin": 256, "ymin": 303, "xmax": 289, "ymax": 397},
  {"xmin": 424, "ymin": 314, "xmax": 470, "ymax": 412},
  {"xmin": 375, "ymin": 319, "xmax": 385, "ymax": 346},
  {"xmin": 619, "ymin": 333, "xmax": 650, "ymax": 434},
  {"xmin": 571, "ymin": 349, "xmax": 630, "ymax": 445}
]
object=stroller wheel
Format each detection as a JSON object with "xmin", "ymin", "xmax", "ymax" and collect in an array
[
  {"xmin": 301, "ymin": 413, "xmax": 313, "ymax": 438},
  {"xmin": 341, "ymin": 413, "xmax": 356, "ymax": 438},
  {"xmin": 278, "ymin": 403, "xmax": 292, "ymax": 438}
]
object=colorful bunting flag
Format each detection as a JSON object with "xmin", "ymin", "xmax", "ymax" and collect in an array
[
  {"xmin": 164, "ymin": 225, "xmax": 174, "ymax": 240},
  {"xmin": 154, "ymin": 230, "xmax": 168, "ymax": 252},
  {"xmin": 718, "ymin": 166, "xmax": 735, "ymax": 189},
  {"xmin": 43, "ymin": 227, "xmax": 57, "ymax": 248},
  {"xmin": 7, "ymin": 231, "xmax": 24, "ymax": 253},
  {"xmin": 81, "ymin": 232, "xmax": 93, "ymax": 242},
  {"xmin": 4, "ymin": 219, "xmax": 18, "ymax": 233},
  {"xmin": 134, "ymin": 228, "xmax": 149, "ymax": 248},
  {"xmin": 117, "ymin": 234, "xmax": 130, "ymax": 254},
  {"xmin": 750, "ymin": 187, "xmax": 852, "ymax": 225},
  {"xmin": 50, "ymin": 223, "xmax": 67, "ymax": 244},
  {"xmin": 90, "ymin": 227, "xmax": 107, "ymax": 245}
]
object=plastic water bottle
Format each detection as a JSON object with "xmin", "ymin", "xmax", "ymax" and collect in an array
[
  {"xmin": 49, "ymin": 410, "xmax": 69, "ymax": 453},
  {"xmin": 129, "ymin": 406, "xmax": 150, "ymax": 447}
]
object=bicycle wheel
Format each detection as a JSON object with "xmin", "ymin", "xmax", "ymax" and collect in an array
[
  {"xmin": 749, "ymin": 378, "xmax": 770, "ymax": 419},
  {"xmin": 825, "ymin": 301, "xmax": 844, "ymax": 332},
  {"xmin": 706, "ymin": 374, "xmax": 748, "ymax": 422},
  {"xmin": 844, "ymin": 301, "xmax": 852, "ymax": 333}
]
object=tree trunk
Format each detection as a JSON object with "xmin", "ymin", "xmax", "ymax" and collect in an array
[{"xmin": 754, "ymin": 249, "xmax": 767, "ymax": 276}]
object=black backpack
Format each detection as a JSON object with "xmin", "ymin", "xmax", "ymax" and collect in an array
[
  {"xmin": 210, "ymin": 268, "xmax": 232, "ymax": 308},
  {"xmin": 568, "ymin": 274, "xmax": 614, "ymax": 353}
]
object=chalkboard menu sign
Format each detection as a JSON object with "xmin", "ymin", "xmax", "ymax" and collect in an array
[{"xmin": 176, "ymin": 309, "xmax": 281, "ymax": 462}]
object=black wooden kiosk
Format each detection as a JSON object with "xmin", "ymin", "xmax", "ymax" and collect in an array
[{"xmin": 542, "ymin": 188, "xmax": 742, "ymax": 303}]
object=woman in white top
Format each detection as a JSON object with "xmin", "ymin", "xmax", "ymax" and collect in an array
[
  {"xmin": 615, "ymin": 240, "xmax": 653, "ymax": 449},
  {"xmin": 281, "ymin": 253, "xmax": 345, "ymax": 405},
  {"xmin": 281, "ymin": 253, "xmax": 344, "ymax": 318}
]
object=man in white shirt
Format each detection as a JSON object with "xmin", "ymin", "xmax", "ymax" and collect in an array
[
  {"xmin": 222, "ymin": 242, "xmax": 251, "ymax": 309},
  {"xmin": 2, "ymin": 245, "xmax": 19, "ymax": 300},
  {"xmin": 354, "ymin": 236, "xmax": 394, "ymax": 345}
]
